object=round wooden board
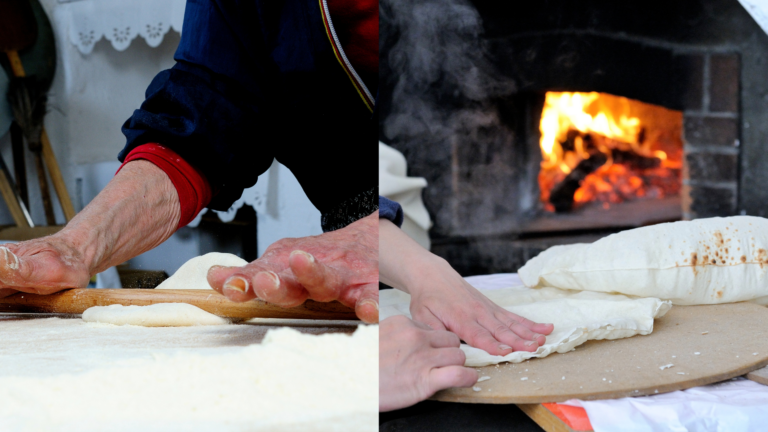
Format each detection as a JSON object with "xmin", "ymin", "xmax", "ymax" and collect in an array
[{"xmin": 432, "ymin": 302, "xmax": 768, "ymax": 404}]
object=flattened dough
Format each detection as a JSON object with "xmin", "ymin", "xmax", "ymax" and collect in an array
[
  {"xmin": 381, "ymin": 286, "xmax": 670, "ymax": 367},
  {"xmin": 155, "ymin": 252, "xmax": 248, "ymax": 290},
  {"xmin": 519, "ymin": 216, "xmax": 768, "ymax": 305},
  {"xmin": 83, "ymin": 303, "xmax": 230, "ymax": 327}
]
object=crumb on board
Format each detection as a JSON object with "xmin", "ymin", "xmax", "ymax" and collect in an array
[
  {"xmin": 702, "ymin": 331, "xmax": 709, "ymax": 335},
  {"xmin": 695, "ymin": 352, "xmax": 701, "ymax": 355},
  {"xmin": 477, "ymin": 376, "xmax": 491, "ymax": 383},
  {"xmin": 660, "ymin": 364, "xmax": 674, "ymax": 370},
  {"xmin": 472, "ymin": 386, "xmax": 481, "ymax": 392},
  {"xmin": 521, "ymin": 377, "xmax": 528, "ymax": 381}
]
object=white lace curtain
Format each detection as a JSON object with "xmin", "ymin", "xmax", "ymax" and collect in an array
[{"xmin": 57, "ymin": 0, "xmax": 186, "ymax": 54}]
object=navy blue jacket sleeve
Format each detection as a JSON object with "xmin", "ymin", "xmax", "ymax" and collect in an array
[
  {"xmin": 120, "ymin": 0, "xmax": 377, "ymax": 229},
  {"xmin": 379, "ymin": 196, "xmax": 403, "ymax": 228}
]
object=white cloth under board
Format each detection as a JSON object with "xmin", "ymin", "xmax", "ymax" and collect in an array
[{"xmin": 563, "ymin": 378, "xmax": 768, "ymax": 432}]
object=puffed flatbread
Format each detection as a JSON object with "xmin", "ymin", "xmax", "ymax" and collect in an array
[{"xmin": 519, "ymin": 216, "xmax": 768, "ymax": 305}]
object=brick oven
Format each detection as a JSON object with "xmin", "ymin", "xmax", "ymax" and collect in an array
[{"xmin": 380, "ymin": 0, "xmax": 768, "ymax": 275}]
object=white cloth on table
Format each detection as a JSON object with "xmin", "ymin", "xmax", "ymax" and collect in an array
[{"xmin": 563, "ymin": 378, "xmax": 768, "ymax": 432}]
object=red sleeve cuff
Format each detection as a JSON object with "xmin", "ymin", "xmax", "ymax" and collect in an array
[{"xmin": 117, "ymin": 143, "xmax": 212, "ymax": 228}]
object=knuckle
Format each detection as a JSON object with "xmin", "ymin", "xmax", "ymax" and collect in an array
[
  {"xmin": 402, "ymin": 326, "xmax": 426, "ymax": 344},
  {"xmin": 445, "ymin": 331, "xmax": 461, "ymax": 347},
  {"xmin": 448, "ymin": 348, "xmax": 466, "ymax": 365},
  {"xmin": 466, "ymin": 326, "xmax": 492, "ymax": 345},
  {"xmin": 491, "ymin": 324, "xmax": 512, "ymax": 339}
]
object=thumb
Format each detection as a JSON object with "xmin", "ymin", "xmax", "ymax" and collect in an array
[
  {"xmin": 428, "ymin": 366, "xmax": 479, "ymax": 396},
  {"xmin": 354, "ymin": 283, "xmax": 379, "ymax": 324},
  {"xmin": 0, "ymin": 247, "xmax": 80, "ymax": 293}
]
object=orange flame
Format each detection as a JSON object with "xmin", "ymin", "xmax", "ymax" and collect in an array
[{"xmin": 538, "ymin": 92, "xmax": 682, "ymax": 211}]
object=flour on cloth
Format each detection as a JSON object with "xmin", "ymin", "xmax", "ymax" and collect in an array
[
  {"xmin": 155, "ymin": 252, "xmax": 248, "ymax": 290},
  {"xmin": 0, "ymin": 324, "xmax": 377, "ymax": 432},
  {"xmin": 519, "ymin": 216, "xmax": 768, "ymax": 305},
  {"xmin": 83, "ymin": 303, "xmax": 230, "ymax": 327},
  {"xmin": 380, "ymin": 286, "xmax": 670, "ymax": 367}
]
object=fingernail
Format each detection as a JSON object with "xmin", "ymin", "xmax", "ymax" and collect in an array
[
  {"xmin": 525, "ymin": 341, "xmax": 537, "ymax": 347},
  {"xmin": 291, "ymin": 250, "xmax": 315, "ymax": 263},
  {"xmin": 0, "ymin": 247, "xmax": 18, "ymax": 270},
  {"xmin": 498, "ymin": 344, "xmax": 512, "ymax": 351},
  {"xmin": 259, "ymin": 271, "xmax": 280, "ymax": 290},
  {"xmin": 359, "ymin": 299, "xmax": 378, "ymax": 311},
  {"xmin": 223, "ymin": 276, "xmax": 249, "ymax": 293}
]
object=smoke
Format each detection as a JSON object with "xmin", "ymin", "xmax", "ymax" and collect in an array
[
  {"xmin": 381, "ymin": 0, "xmax": 516, "ymax": 144},
  {"xmin": 381, "ymin": 0, "xmax": 525, "ymax": 236}
]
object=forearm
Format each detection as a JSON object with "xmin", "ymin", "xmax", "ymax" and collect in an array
[
  {"xmin": 57, "ymin": 160, "xmax": 180, "ymax": 275},
  {"xmin": 378, "ymin": 218, "xmax": 448, "ymax": 294}
]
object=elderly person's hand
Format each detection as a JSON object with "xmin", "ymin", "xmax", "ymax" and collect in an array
[
  {"xmin": 0, "ymin": 160, "xmax": 180, "ymax": 297},
  {"xmin": 207, "ymin": 212, "xmax": 379, "ymax": 323},
  {"xmin": 379, "ymin": 218, "xmax": 554, "ymax": 356},
  {"xmin": 379, "ymin": 315, "xmax": 477, "ymax": 412}
]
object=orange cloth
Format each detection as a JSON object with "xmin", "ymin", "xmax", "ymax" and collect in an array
[{"xmin": 543, "ymin": 403, "xmax": 594, "ymax": 431}]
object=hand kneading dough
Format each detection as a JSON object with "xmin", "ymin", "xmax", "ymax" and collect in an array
[
  {"xmin": 379, "ymin": 286, "xmax": 672, "ymax": 367},
  {"xmin": 83, "ymin": 303, "xmax": 230, "ymax": 327},
  {"xmin": 155, "ymin": 252, "xmax": 248, "ymax": 290},
  {"xmin": 519, "ymin": 216, "xmax": 768, "ymax": 305},
  {"xmin": 381, "ymin": 286, "xmax": 670, "ymax": 367}
]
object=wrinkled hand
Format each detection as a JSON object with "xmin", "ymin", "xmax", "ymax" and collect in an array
[
  {"xmin": 0, "ymin": 235, "xmax": 91, "ymax": 296},
  {"xmin": 380, "ymin": 315, "xmax": 477, "ymax": 412},
  {"xmin": 408, "ymin": 256, "xmax": 554, "ymax": 357},
  {"xmin": 207, "ymin": 212, "xmax": 379, "ymax": 323}
]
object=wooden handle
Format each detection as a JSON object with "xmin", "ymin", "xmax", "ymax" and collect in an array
[
  {"xmin": 41, "ymin": 130, "xmax": 76, "ymax": 221},
  {"xmin": 0, "ymin": 164, "xmax": 30, "ymax": 227},
  {"xmin": 0, "ymin": 289, "xmax": 359, "ymax": 321},
  {"xmin": 31, "ymin": 148, "xmax": 55, "ymax": 225},
  {"xmin": 5, "ymin": 51, "xmax": 77, "ymax": 223},
  {"xmin": 6, "ymin": 51, "xmax": 25, "ymax": 77}
]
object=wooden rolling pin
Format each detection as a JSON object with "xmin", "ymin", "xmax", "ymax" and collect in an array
[{"xmin": 0, "ymin": 289, "xmax": 358, "ymax": 321}]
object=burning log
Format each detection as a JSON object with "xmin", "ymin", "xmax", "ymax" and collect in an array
[
  {"xmin": 610, "ymin": 149, "xmax": 661, "ymax": 170},
  {"xmin": 549, "ymin": 153, "xmax": 608, "ymax": 213}
]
